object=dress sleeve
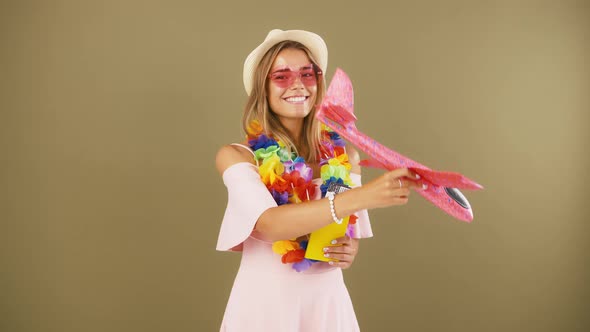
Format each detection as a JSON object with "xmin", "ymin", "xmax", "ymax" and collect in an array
[
  {"xmin": 216, "ymin": 162, "xmax": 277, "ymax": 252},
  {"xmin": 349, "ymin": 173, "xmax": 374, "ymax": 239}
]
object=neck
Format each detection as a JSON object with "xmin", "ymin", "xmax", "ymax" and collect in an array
[{"xmin": 280, "ymin": 118, "xmax": 304, "ymax": 147}]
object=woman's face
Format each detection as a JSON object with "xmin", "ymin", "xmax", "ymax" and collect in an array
[{"xmin": 266, "ymin": 48, "xmax": 318, "ymax": 123}]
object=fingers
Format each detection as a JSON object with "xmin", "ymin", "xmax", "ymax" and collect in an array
[
  {"xmin": 364, "ymin": 168, "xmax": 428, "ymax": 209},
  {"xmin": 398, "ymin": 178, "xmax": 428, "ymax": 191},
  {"xmin": 387, "ymin": 168, "xmax": 419, "ymax": 180},
  {"xmin": 331, "ymin": 236, "xmax": 353, "ymax": 246},
  {"xmin": 388, "ymin": 168, "xmax": 427, "ymax": 191},
  {"xmin": 323, "ymin": 236, "xmax": 357, "ymax": 269}
]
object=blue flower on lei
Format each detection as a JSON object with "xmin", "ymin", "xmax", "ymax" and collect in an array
[
  {"xmin": 249, "ymin": 134, "xmax": 278, "ymax": 151},
  {"xmin": 329, "ymin": 132, "xmax": 346, "ymax": 147}
]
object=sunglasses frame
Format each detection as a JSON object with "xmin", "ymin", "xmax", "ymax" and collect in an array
[{"xmin": 267, "ymin": 64, "xmax": 323, "ymax": 88}]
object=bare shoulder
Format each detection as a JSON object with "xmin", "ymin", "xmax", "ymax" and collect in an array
[
  {"xmin": 345, "ymin": 143, "xmax": 361, "ymax": 174},
  {"xmin": 215, "ymin": 144, "xmax": 256, "ymax": 175}
]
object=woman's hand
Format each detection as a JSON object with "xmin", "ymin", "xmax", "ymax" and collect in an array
[
  {"xmin": 357, "ymin": 168, "xmax": 424, "ymax": 210},
  {"xmin": 323, "ymin": 236, "xmax": 359, "ymax": 269}
]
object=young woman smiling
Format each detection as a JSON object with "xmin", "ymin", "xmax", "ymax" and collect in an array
[{"xmin": 215, "ymin": 29, "xmax": 421, "ymax": 331}]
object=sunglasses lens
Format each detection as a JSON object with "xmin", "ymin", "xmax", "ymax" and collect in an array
[
  {"xmin": 299, "ymin": 68, "xmax": 317, "ymax": 86},
  {"xmin": 269, "ymin": 67, "xmax": 319, "ymax": 88},
  {"xmin": 269, "ymin": 72, "xmax": 295, "ymax": 88}
]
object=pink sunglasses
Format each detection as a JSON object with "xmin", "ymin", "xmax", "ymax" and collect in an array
[{"xmin": 268, "ymin": 64, "xmax": 323, "ymax": 88}]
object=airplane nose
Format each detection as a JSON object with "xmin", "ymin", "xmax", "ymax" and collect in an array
[{"xmin": 444, "ymin": 187, "xmax": 471, "ymax": 210}]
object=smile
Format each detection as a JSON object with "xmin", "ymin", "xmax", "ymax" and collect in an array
[{"xmin": 283, "ymin": 96, "xmax": 308, "ymax": 104}]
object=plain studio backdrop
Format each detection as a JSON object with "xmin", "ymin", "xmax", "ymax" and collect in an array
[{"xmin": 1, "ymin": 1, "xmax": 588, "ymax": 331}]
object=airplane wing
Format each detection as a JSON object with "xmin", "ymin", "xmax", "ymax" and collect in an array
[{"xmin": 316, "ymin": 68, "xmax": 483, "ymax": 221}]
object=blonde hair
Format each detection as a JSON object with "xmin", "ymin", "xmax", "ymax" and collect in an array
[{"xmin": 242, "ymin": 41, "xmax": 326, "ymax": 163}]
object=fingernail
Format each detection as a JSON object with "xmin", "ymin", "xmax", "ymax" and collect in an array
[
  {"xmin": 328, "ymin": 261, "xmax": 334, "ymax": 265},
  {"xmin": 422, "ymin": 184, "xmax": 428, "ymax": 190},
  {"xmin": 323, "ymin": 247, "xmax": 329, "ymax": 252},
  {"xmin": 324, "ymin": 253, "xmax": 330, "ymax": 257},
  {"xmin": 331, "ymin": 240, "xmax": 337, "ymax": 245},
  {"xmin": 415, "ymin": 174, "xmax": 421, "ymax": 179}
]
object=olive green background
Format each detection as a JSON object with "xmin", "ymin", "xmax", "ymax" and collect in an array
[{"xmin": 2, "ymin": 0, "xmax": 588, "ymax": 331}]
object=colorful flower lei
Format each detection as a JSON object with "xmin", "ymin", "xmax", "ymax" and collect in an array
[{"xmin": 247, "ymin": 120, "xmax": 359, "ymax": 272}]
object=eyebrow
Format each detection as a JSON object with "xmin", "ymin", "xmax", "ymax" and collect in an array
[{"xmin": 270, "ymin": 64, "xmax": 314, "ymax": 73}]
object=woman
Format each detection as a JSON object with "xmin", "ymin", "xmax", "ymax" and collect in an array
[{"xmin": 215, "ymin": 29, "xmax": 422, "ymax": 331}]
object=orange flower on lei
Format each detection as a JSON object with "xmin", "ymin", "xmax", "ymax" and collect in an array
[{"xmin": 246, "ymin": 120, "xmax": 264, "ymax": 139}]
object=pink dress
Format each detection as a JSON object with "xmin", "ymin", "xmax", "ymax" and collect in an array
[{"xmin": 217, "ymin": 161, "xmax": 373, "ymax": 332}]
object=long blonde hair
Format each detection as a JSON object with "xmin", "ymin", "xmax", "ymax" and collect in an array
[{"xmin": 242, "ymin": 41, "xmax": 326, "ymax": 163}]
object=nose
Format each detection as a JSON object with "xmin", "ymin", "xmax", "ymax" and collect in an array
[{"xmin": 290, "ymin": 73, "xmax": 305, "ymax": 89}]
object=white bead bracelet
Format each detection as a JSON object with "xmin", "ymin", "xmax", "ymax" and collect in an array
[{"xmin": 325, "ymin": 191, "xmax": 343, "ymax": 224}]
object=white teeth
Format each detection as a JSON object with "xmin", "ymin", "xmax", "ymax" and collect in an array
[{"xmin": 285, "ymin": 96, "xmax": 306, "ymax": 103}]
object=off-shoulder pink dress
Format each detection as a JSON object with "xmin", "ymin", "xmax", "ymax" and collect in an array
[{"xmin": 217, "ymin": 148, "xmax": 373, "ymax": 332}]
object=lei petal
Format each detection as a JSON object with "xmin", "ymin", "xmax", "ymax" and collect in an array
[
  {"xmin": 246, "ymin": 120, "xmax": 263, "ymax": 139},
  {"xmin": 269, "ymin": 180, "xmax": 289, "ymax": 193},
  {"xmin": 346, "ymin": 224, "xmax": 355, "ymax": 238},
  {"xmin": 328, "ymin": 153, "xmax": 351, "ymax": 169},
  {"xmin": 269, "ymin": 188, "xmax": 289, "ymax": 205},
  {"xmin": 247, "ymin": 121, "xmax": 355, "ymax": 272},
  {"xmin": 333, "ymin": 146, "xmax": 346, "ymax": 157},
  {"xmin": 275, "ymin": 142, "xmax": 296, "ymax": 162},
  {"xmin": 284, "ymin": 158, "xmax": 312, "ymax": 181},
  {"xmin": 259, "ymin": 154, "xmax": 285, "ymax": 185},
  {"xmin": 278, "ymin": 149, "xmax": 294, "ymax": 162},
  {"xmin": 254, "ymin": 145, "xmax": 281, "ymax": 161},
  {"xmin": 329, "ymin": 132, "xmax": 346, "ymax": 147},
  {"xmin": 272, "ymin": 240, "xmax": 300, "ymax": 255},
  {"xmin": 292, "ymin": 259, "xmax": 313, "ymax": 272},
  {"xmin": 282, "ymin": 171, "xmax": 316, "ymax": 203},
  {"xmin": 294, "ymin": 181, "xmax": 316, "ymax": 202},
  {"xmin": 299, "ymin": 240, "xmax": 309, "ymax": 249},
  {"xmin": 281, "ymin": 249, "xmax": 305, "ymax": 264},
  {"xmin": 292, "ymin": 159, "xmax": 314, "ymax": 182},
  {"xmin": 249, "ymin": 134, "xmax": 279, "ymax": 151},
  {"xmin": 320, "ymin": 177, "xmax": 344, "ymax": 197},
  {"xmin": 320, "ymin": 164, "xmax": 351, "ymax": 183}
]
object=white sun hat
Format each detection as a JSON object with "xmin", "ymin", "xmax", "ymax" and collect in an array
[{"xmin": 242, "ymin": 29, "xmax": 328, "ymax": 96}]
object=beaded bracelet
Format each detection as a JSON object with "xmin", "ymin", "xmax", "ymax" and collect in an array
[{"xmin": 325, "ymin": 191, "xmax": 343, "ymax": 224}]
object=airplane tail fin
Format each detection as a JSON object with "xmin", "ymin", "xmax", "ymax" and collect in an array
[
  {"xmin": 320, "ymin": 103, "xmax": 357, "ymax": 128},
  {"xmin": 316, "ymin": 68, "xmax": 358, "ymax": 129}
]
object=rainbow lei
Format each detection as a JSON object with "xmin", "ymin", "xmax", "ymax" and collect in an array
[{"xmin": 247, "ymin": 120, "xmax": 359, "ymax": 272}]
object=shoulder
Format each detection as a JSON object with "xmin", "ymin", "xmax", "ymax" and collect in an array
[
  {"xmin": 215, "ymin": 144, "xmax": 257, "ymax": 175},
  {"xmin": 345, "ymin": 143, "xmax": 361, "ymax": 173}
]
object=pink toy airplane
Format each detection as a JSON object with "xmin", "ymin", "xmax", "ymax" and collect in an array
[{"xmin": 316, "ymin": 68, "xmax": 483, "ymax": 222}]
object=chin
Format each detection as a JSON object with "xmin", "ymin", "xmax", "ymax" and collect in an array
[{"xmin": 284, "ymin": 104, "xmax": 312, "ymax": 117}]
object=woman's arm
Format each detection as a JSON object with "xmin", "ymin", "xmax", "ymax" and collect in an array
[{"xmin": 216, "ymin": 144, "xmax": 421, "ymax": 242}]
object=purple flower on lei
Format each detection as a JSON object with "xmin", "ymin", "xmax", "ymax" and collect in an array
[
  {"xmin": 283, "ymin": 157, "xmax": 313, "ymax": 182},
  {"xmin": 346, "ymin": 223, "xmax": 356, "ymax": 238},
  {"xmin": 292, "ymin": 259, "xmax": 313, "ymax": 272},
  {"xmin": 270, "ymin": 189, "xmax": 289, "ymax": 205},
  {"xmin": 319, "ymin": 141, "xmax": 335, "ymax": 166}
]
